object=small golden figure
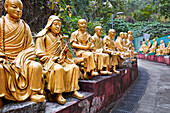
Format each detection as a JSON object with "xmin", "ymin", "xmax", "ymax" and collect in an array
[
  {"xmin": 156, "ymin": 40, "xmax": 165, "ymax": 55},
  {"xmin": 149, "ymin": 39, "xmax": 157, "ymax": 53},
  {"xmin": 36, "ymin": 15, "xmax": 84, "ymax": 104},
  {"xmin": 139, "ymin": 42, "xmax": 147, "ymax": 54},
  {"xmin": 164, "ymin": 36, "xmax": 170, "ymax": 55},
  {"xmin": 146, "ymin": 39, "xmax": 151, "ymax": 53}
]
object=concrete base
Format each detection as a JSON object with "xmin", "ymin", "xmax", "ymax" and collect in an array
[
  {"xmin": 145, "ymin": 54, "xmax": 149, "ymax": 60},
  {"xmin": 164, "ymin": 56, "xmax": 170, "ymax": 65},
  {"xmin": 149, "ymin": 55, "xmax": 155, "ymax": 61},
  {"xmin": 0, "ymin": 65, "xmax": 138, "ymax": 113},
  {"xmin": 0, "ymin": 100, "xmax": 46, "ymax": 113},
  {"xmin": 156, "ymin": 56, "xmax": 164, "ymax": 63}
]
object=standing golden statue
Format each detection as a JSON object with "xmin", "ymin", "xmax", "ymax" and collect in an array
[
  {"xmin": 103, "ymin": 29, "xmax": 120, "ymax": 74},
  {"xmin": 164, "ymin": 36, "xmax": 170, "ymax": 55},
  {"xmin": 70, "ymin": 19, "xmax": 98, "ymax": 79},
  {"xmin": 91, "ymin": 26, "xmax": 112, "ymax": 74},
  {"xmin": 36, "ymin": 15, "xmax": 84, "ymax": 104},
  {"xmin": 0, "ymin": 0, "xmax": 45, "ymax": 105},
  {"xmin": 149, "ymin": 39, "xmax": 157, "ymax": 53}
]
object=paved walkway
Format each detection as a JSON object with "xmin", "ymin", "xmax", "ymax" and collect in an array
[{"xmin": 110, "ymin": 59, "xmax": 170, "ymax": 113}]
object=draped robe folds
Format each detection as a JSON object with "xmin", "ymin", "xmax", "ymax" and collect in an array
[
  {"xmin": 36, "ymin": 32, "xmax": 79, "ymax": 93},
  {"xmin": 103, "ymin": 36, "xmax": 118, "ymax": 68},
  {"xmin": 70, "ymin": 30, "xmax": 96, "ymax": 72},
  {"xmin": 0, "ymin": 16, "xmax": 42, "ymax": 101},
  {"xmin": 150, "ymin": 42, "xmax": 157, "ymax": 53},
  {"xmin": 91, "ymin": 34, "xmax": 109, "ymax": 69}
]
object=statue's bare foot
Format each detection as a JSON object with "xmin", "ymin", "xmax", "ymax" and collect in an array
[
  {"xmin": 91, "ymin": 71, "xmax": 99, "ymax": 76},
  {"xmin": 131, "ymin": 59, "xmax": 136, "ymax": 62},
  {"xmin": 30, "ymin": 94, "xmax": 45, "ymax": 102},
  {"xmin": 55, "ymin": 93, "xmax": 66, "ymax": 104},
  {"xmin": 113, "ymin": 70, "xmax": 120, "ymax": 74},
  {"xmin": 100, "ymin": 71, "xmax": 109, "ymax": 75},
  {"xmin": 107, "ymin": 71, "xmax": 112, "ymax": 75},
  {"xmin": 0, "ymin": 98, "xmax": 3, "ymax": 108},
  {"xmin": 72, "ymin": 91, "xmax": 84, "ymax": 99}
]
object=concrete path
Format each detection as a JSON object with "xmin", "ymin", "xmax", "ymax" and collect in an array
[
  {"xmin": 135, "ymin": 59, "xmax": 170, "ymax": 113},
  {"xmin": 110, "ymin": 59, "xmax": 170, "ymax": 113}
]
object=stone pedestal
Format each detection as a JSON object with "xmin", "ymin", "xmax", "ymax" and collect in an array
[
  {"xmin": 0, "ymin": 100, "xmax": 46, "ymax": 113},
  {"xmin": 164, "ymin": 56, "xmax": 170, "ymax": 65},
  {"xmin": 149, "ymin": 55, "xmax": 155, "ymax": 61},
  {"xmin": 145, "ymin": 54, "xmax": 149, "ymax": 60},
  {"xmin": 156, "ymin": 56, "xmax": 164, "ymax": 63},
  {"xmin": 141, "ymin": 54, "xmax": 145, "ymax": 59}
]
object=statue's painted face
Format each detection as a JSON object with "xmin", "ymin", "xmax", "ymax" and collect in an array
[
  {"xmin": 78, "ymin": 20, "xmax": 87, "ymax": 31},
  {"xmin": 96, "ymin": 28, "xmax": 103, "ymax": 37},
  {"xmin": 120, "ymin": 33, "xmax": 124, "ymax": 39},
  {"xmin": 5, "ymin": 0, "xmax": 23, "ymax": 20},
  {"xmin": 50, "ymin": 20, "xmax": 61, "ymax": 34},
  {"xmin": 124, "ymin": 33, "xmax": 128, "ymax": 39},
  {"xmin": 109, "ymin": 31, "xmax": 115, "ymax": 38}
]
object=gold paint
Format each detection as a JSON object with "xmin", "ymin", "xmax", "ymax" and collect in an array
[
  {"xmin": 91, "ymin": 26, "xmax": 112, "ymax": 75},
  {"xmin": 149, "ymin": 39, "xmax": 157, "ymax": 53},
  {"xmin": 164, "ymin": 36, "xmax": 170, "ymax": 55},
  {"xmin": 70, "ymin": 19, "xmax": 98, "ymax": 79},
  {"xmin": 103, "ymin": 29, "xmax": 120, "ymax": 74},
  {"xmin": 0, "ymin": 0, "xmax": 45, "ymax": 102},
  {"xmin": 36, "ymin": 15, "xmax": 83, "ymax": 104},
  {"xmin": 156, "ymin": 40, "xmax": 165, "ymax": 55}
]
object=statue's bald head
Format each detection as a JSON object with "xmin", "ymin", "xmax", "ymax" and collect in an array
[
  {"xmin": 95, "ymin": 26, "xmax": 102, "ymax": 32},
  {"xmin": 5, "ymin": 0, "xmax": 22, "ymax": 5},
  {"xmin": 108, "ymin": 29, "xmax": 116, "ymax": 34},
  {"xmin": 78, "ymin": 19, "xmax": 86, "ymax": 25}
]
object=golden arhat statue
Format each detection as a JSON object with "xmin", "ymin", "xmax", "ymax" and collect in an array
[
  {"xmin": 139, "ymin": 41, "xmax": 147, "ymax": 54},
  {"xmin": 103, "ymin": 29, "xmax": 120, "ymax": 74},
  {"xmin": 91, "ymin": 26, "xmax": 112, "ymax": 75},
  {"xmin": 126, "ymin": 34, "xmax": 137, "ymax": 61},
  {"xmin": 115, "ymin": 32, "xmax": 125, "ymax": 57},
  {"xmin": 0, "ymin": 0, "xmax": 45, "ymax": 106},
  {"xmin": 146, "ymin": 39, "xmax": 151, "ymax": 53},
  {"xmin": 164, "ymin": 36, "xmax": 170, "ymax": 55},
  {"xmin": 70, "ymin": 19, "xmax": 99, "ymax": 79},
  {"xmin": 149, "ymin": 39, "xmax": 157, "ymax": 53},
  {"xmin": 36, "ymin": 15, "xmax": 84, "ymax": 104},
  {"xmin": 156, "ymin": 40, "xmax": 165, "ymax": 55}
]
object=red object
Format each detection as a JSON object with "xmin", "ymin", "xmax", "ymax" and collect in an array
[
  {"xmin": 156, "ymin": 56, "xmax": 164, "ymax": 63},
  {"xmin": 164, "ymin": 56, "xmax": 170, "ymax": 65}
]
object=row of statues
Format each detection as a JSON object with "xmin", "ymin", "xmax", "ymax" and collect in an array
[
  {"xmin": 138, "ymin": 36, "xmax": 170, "ymax": 55},
  {"xmin": 0, "ymin": 0, "xmax": 137, "ymax": 106}
]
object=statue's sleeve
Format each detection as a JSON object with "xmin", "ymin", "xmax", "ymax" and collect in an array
[
  {"xmin": 36, "ymin": 36, "xmax": 50, "ymax": 63},
  {"xmin": 70, "ymin": 32, "xmax": 78, "ymax": 45}
]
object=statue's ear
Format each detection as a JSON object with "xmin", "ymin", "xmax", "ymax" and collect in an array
[{"xmin": 4, "ymin": 3, "xmax": 8, "ymax": 12}]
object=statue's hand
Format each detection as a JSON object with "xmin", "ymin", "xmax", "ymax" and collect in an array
[
  {"xmin": 86, "ymin": 43, "xmax": 92, "ymax": 49},
  {"xmin": 0, "ymin": 58, "xmax": 7, "ymax": 64}
]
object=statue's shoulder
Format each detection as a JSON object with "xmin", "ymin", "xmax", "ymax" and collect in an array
[{"xmin": 71, "ymin": 30, "xmax": 78, "ymax": 35}]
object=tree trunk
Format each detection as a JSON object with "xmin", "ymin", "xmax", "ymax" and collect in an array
[{"xmin": 0, "ymin": 0, "xmax": 3, "ymax": 17}]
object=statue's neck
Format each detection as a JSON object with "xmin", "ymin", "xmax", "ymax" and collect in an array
[{"xmin": 6, "ymin": 14, "xmax": 20, "ymax": 23}]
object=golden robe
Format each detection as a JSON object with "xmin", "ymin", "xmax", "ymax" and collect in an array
[
  {"xmin": 91, "ymin": 34, "xmax": 109, "ymax": 70},
  {"xmin": 70, "ymin": 30, "xmax": 96, "ymax": 72},
  {"xmin": 103, "ymin": 36, "xmax": 118, "ymax": 68},
  {"xmin": 36, "ymin": 32, "xmax": 79, "ymax": 93},
  {"xmin": 0, "ymin": 16, "xmax": 42, "ymax": 101}
]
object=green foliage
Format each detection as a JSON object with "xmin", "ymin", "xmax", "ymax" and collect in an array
[{"xmin": 159, "ymin": 0, "xmax": 170, "ymax": 19}]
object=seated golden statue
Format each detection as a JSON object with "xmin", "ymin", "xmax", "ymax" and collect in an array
[
  {"xmin": 103, "ymin": 29, "xmax": 120, "ymax": 74},
  {"xmin": 70, "ymin": 19, "xmax": 98, "ymax": 79},
  {"xmin": 0, "ymin": 0, "xmax": 45, "ymax": 105},
  {"xmin": 146, "ymin": 39, "xmax": 151, "ymax": 53},
  {"xmin": 164, "ymin": 36, "xmax": 170, "ymax": 55},
  {"xmin": 139, "ymin": 42, "xmax": 147, "ymax": 54},
  {"xmin": 156, "ymin": 40, "xmax": 165, "ymax": 55},
  {"xmin": 36, "ymin": 15, "xmax": 84, "ymax": 104},
  {"xmin": 91, "ymin": 26, "xmax": 112, "ymax": 74},
  {"xmin": 128, "ymin": 31, "xmax": 134, "ymax": 41},
  {"xmin": 156, "ymin": 46, "xmax": 161, "ymax": 55},
  {"xmin": 123, "ymin": 33, "xmax": 128, "ymax": 47},
  {"xmin": 149, "ymin": 39, "xmax": 157, "ymax": 53},
  {"xmin": 115, "ymin": 32, "xmax": 125, "ymax": 57},
  {"xmin": 126, "ymin": 34, "xmax": 137, "ymax": 61}
]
